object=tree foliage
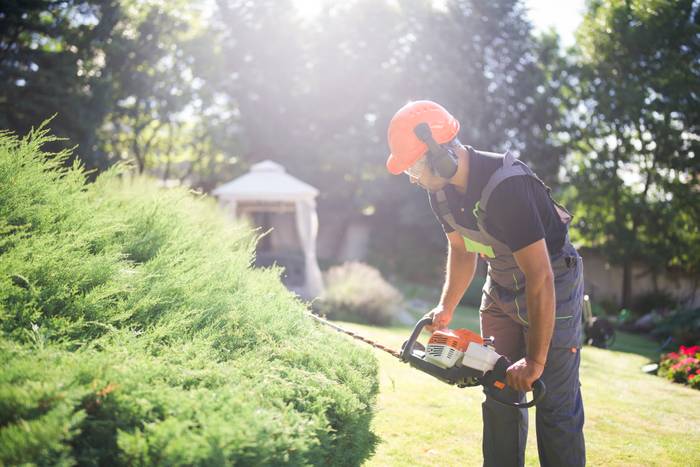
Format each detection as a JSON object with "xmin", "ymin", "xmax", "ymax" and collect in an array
[
  {"xmin": 0, "ymin": 0, "xmax": 239, "ymax": 182},
  {"xmin": 563, "ymin": 0, "xmax": 700, "ymax": 307},
  {"xmin": 0, "ymin": 0, "xmax": 124, "ymax": 170},
  {"xmin": 1, "ymin": 0, "xmax": 584, "ymax": 282}
]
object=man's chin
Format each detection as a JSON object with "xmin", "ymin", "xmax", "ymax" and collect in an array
[{"xmin": 424, "ymin": 183, "xmax": 447, "ymax": 194}]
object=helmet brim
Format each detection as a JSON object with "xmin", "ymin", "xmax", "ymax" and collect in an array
[{"xmin": 386, "ymin": 153, "xmax": 408, "ymax": 175}]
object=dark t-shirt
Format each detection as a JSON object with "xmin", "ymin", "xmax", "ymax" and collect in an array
[{"xmin": 429, "ymin": 148, "xmax": 568, "ymax": 254}]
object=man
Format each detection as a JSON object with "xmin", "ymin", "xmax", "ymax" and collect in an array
[{"xmin": 386, "ymin": 100, "xmax": 585, "ymax": 467}]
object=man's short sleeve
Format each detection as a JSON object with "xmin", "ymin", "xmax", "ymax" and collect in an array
[{"xmin": 487, "ymin": 176, "xmax": 545, "ymax": 253}]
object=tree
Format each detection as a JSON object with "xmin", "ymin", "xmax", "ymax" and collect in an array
[
  {"xmin": 0, "ymin": 0, "xmax": 231, "ymax": 182},
  {"xmin": 0, "ymin": 0, "xmax": 124, "ymax": 170},
  {"xmin": 360, "ymin": 0, "xmax": 563, "ymax": 280},
  {"xmin": 563, "ymin": 0, "xmax": 700, "ymax": 309},
  {"xmin": 97, "ymin": 0, "xmax": 219, "ymax": 178},
  {"xmin": 199, "ymin": 0, "xmax": 565, "ymax": 281},
  {"xmin": 208, "ymin": 0, "xmax": 420, "ymax": 268},
  {"xmin": 2, "ymin": 0, "xmax": 572, "ymax": 283}
]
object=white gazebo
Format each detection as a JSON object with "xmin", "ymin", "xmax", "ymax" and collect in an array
[{"xmin": 212, "ymin": 160, "xmax": 325, "ymax": 301}]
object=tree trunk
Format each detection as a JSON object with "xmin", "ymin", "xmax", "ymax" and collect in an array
[{"xmin": 622, "ymin": 262, "xmax": 633, "ymax": 311}]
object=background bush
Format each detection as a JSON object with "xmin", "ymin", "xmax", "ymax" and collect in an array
[
  {"xmin": 0, "ymin": 125, "xmax": 380, "ymax": 466},
  {"xmin": 321, "ymin": 262, "xmax": 404, "ymax": 325},
  {"xmin": 652, "ymin": 306, "xmax": 700, "ymax": 348},
  {"xmin": 632, "ymin": 289, "xmax": 678, "ymax": 318},
  {"xmin": 458, "ymin": 275, "xmax": 486, "ymax": 308}
]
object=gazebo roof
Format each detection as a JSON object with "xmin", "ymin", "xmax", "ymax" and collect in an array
[{"xmin": 212, "ymin": 160, "xmax": 319, "ymax": 201}]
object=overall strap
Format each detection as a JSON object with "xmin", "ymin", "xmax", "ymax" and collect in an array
[
  {"xmin": 475, "ymin": 150, "xmax": 542, "ymax": 227},
  {"xmin": 435, "ymin": 190, "xmax": 451, "ymax": 217},
  {"xmin": 435, "ymin": 188, "xmax": 500, "ymax": 258}
]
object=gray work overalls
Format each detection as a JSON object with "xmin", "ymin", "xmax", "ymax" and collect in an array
[{"xmin": 435, "ymin": 149, "xmax": 585, "ymax": 467}]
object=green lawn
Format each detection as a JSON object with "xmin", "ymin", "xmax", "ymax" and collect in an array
[{"xmin": 332, "ymin": 305, "xmax": 700, "ymax": 467}]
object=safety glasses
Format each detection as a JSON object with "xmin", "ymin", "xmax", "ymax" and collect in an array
[{"xmin": 404, "ymin": 156, "xmax": 427, "ymax": 179}]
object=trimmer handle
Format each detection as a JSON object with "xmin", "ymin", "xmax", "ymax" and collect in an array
[
  {"xmin": 400, "ymin": 317, "xmax": 433, "ymax": 362},
  {"xmin": 482, "ymin": 356, "xmax": 546, "ymax": 409}
]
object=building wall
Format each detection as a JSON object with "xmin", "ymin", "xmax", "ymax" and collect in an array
[
  {"xmin": 579, "ymin": 249, "xmax": 700, "ymax": 309},
  {"xmin": 316, "ymin": 214, "xmax": 371, "ymax": 264},
  {"xmin": 314, "ymin": 212, "xmax": 700, "ymax": 311}
]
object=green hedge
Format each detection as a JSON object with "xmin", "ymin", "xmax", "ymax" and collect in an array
[{"xmin": 0, "ymin": 124, "xmax": 380, "ymax": 466}]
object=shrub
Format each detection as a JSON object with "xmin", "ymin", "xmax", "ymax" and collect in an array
[
  {"xmin": 658, "ymin": 345, "xmax": 700, "ymax": 390},
  {"xmin": 0, "ymin": 124, "xmax": 380, "ymax": 466},
  {"xmin": 632, "ymin": 289, "xmax": 678, "ymax": 318},
  {"xmin": 598, "ymin": 299, "xmax": 621, "ymax": 316},
  {"xmin": 322, "ymin": 262, "xmax": 404, "ymax": 325},
  {"xmin": 651, "ymin": 306, "xmax": 700, "ymax": 347}
]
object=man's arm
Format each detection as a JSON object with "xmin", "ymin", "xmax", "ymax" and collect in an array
[
  {"xmin": 425, "ymin": 230, "xmax": 478, "ymax": 333},
  {"xmin": 507, "ymin": 238, "xmax": 555, "ymax": 391}
]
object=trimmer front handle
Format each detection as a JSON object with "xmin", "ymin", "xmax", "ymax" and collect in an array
[
  {"xmin": 482, "ymin": 356, "xmax": 546, "ymax": 409},
  {"xmin": 400, "ymin": 317, "xmax": 433, "ymax": 362}
]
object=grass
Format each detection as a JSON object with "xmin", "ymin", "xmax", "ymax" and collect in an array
[{"xmin": 329, "ymin": 305, "xmax": 700, "ymax": 467}]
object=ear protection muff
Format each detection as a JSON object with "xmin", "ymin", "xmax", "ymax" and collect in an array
[{"xmin": 413, "ymin": 122, "xmax": 459, "ymax": 179}]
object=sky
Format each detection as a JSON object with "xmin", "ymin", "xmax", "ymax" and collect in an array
[
  {"xmin": 294, "ymin": 0, "xmax": 587, "ymax": 47},
  {"xmin": 524, "ymin": 0, "xmax": 587, "ymax": 47}
]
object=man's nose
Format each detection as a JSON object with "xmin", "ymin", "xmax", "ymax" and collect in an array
[{"xmin": 409, "ymin": 176, "xmax": 418, "ymax": 184}]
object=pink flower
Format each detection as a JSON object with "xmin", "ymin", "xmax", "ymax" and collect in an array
[
  {"xmin": 671, "ymin": 364, "xmax": 682, "ymax": 370},
  {"xmin": 680, "ymin": 357, "xmax": 699, "ymax": 365},
  {"xmin": 688, "ymin": 367, "xmax": 693, "ymax": 372}
]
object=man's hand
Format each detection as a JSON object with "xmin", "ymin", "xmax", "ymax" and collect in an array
[
  {"xmin": 424, "ymin": 305, "xmax": 453, "ymax": 334},
  {"xmin": 505, "ymin": 357, "xmax": 545, "ymax": 392}
]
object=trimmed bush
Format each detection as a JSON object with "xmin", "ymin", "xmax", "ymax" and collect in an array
[
  {"xmin": 0, "ymin": 124, "xmax": 380, "ymax": 466},
  {"xmin": 321, "ymin": 262, "xmax": 404, "ymax": 325}
]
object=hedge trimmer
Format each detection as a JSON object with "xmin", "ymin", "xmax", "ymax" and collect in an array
[{"xmin": 305, "ymin": 312, "xmax": 545, "ymax": 409}]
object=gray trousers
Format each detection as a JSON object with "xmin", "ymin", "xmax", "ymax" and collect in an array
[{"xmin": 479, "ymin": 244, "xmax": 586, "ymax": 467}]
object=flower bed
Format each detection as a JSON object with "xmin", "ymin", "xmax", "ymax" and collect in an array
[{"xmin": 658, "ymin": 345, "xmax": 700, "ymax": 390}]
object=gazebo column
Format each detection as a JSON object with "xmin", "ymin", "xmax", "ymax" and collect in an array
[
  {"xmin": 295, "ymin": 199, "xmax": 325, "ymax": 301},
  {"xmin": 227, "ymin": 199, "xmax": 238, "ymax": 221}
]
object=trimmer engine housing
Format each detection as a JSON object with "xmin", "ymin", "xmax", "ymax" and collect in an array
[{"xmin": 425, "ymin": 327, "xmax": 499, "ymax": 373}]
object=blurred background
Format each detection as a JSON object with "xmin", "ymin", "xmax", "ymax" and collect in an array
[{"xmin": 1, "ymin": 0, "xmax": 699, "ymax": 319}]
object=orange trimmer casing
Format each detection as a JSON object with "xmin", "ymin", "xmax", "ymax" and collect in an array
[{"xmin": 425, "ymin": 328, "xmax": 484, "ymax": 369}]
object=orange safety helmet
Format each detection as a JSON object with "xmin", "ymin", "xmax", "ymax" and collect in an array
[{"xmin": 386, "ymin": 100, "xmax": 460, "ymax": 175}]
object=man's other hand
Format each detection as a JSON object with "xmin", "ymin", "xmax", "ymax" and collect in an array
[{"xmin": 505, "ymin": 357, "xmax": 545, "ymax": 392}]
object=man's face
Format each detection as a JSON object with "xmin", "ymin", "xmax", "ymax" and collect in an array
[{"xmin": 410, "ymin": 168, "xmax": 449, "ymax": 193}]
